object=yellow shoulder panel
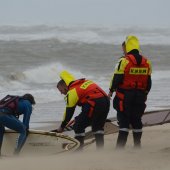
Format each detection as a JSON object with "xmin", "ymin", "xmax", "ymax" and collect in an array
[
  {"xmin": 109, "ymin": 58, "xmax": 128, "ymax": 89},
  {"xmin": 66, "ymin": 88, "xmax": 79, "ymax": 107},
  {"xmin": 114, "ymin": 58, "xmax": 129, "ymax": 74},
  {"xmin": 147, "ymin": 59, "xmax": 152, "ymax": 75}
]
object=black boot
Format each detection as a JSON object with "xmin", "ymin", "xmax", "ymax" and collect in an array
[
  {"xmin": 116, "ymin": 131, "xmax": 128, "ymax": 149},
  {"xmin": 133, "ymin": 131, "xmax": 142, "ymax": 149},
  {"xmin": 0, "ymin": 144, "xmax": 2, "ymax": 157},
  {"xmin": 75, "ymin": 136, "xmax": 84, "ymax": 151},
  {"xmin": 95, "ymin": 134, "xmax": 104, "ymax": 149}
]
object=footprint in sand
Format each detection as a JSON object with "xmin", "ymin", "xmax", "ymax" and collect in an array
[{"xmin": 160, "ymin": 147, "xmax": 170, "ymax": 153}]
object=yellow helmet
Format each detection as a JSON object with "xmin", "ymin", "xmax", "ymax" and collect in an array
[
  {"xmin": 125, "ymin": 35, "xmax": 140, "ymax": 53},
  {"xmin": 59, "ymin": 70, "xmax": 75, "ymax": 86}
]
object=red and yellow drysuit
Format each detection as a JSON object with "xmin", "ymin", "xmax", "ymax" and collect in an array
[{"xmin": 59, "ymin": 71, "xmax": 110, "ymax": 149}]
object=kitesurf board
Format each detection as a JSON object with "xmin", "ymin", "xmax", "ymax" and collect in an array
[
  {"xmin": 2, "ymin": 129, "xmax": 80, "ymax": 156},
  {"xmin": 142, "ymin": 109, "xmax": 170, "ymax": 126},
  {"xmin": 108, "ymin": 109, "xmax": 170, "ymax": 127},
  {"xmin": 84, "ymin": 109, "xmax": 170, "ymax": 140},
  {"xmin": 82, "ymin": 109, "xmax": 170, "ymax": 147}
]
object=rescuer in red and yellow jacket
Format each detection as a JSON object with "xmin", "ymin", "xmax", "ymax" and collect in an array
[
  {"xmin": 108, "ymin": 36, "xmax": 152, "ymax": 149},
  {"xmin": 53, "ymin": 70, "xmax": 110, "ymax": 150}
]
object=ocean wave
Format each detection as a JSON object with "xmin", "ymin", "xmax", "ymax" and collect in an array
[
  {"xmin": 0, "ymin": 63, "xmax": 170, "ymax": 107},
  {"xmin": 5, "ymin": 63, "xmax": 170, "ymax": 87},
  {"xmin": 7, "ymin": 62, "xmax": 85, "ymax": 84},
  {"xmin": 0, "ymin": 62, "xmax": 87, "ymax": 104},
  {"xmin": 0, "ymin": 25, "xmax": 170, "ymax": 45}
]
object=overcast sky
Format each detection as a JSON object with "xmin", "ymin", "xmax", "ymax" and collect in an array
[{"xmin": 0, "ymin": 0, "xmax": 169, "ymax": 27}]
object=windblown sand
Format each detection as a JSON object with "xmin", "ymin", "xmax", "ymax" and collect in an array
[{"xmin": 1, "ymin": 124, "xmax": 170, "ymax": 170}]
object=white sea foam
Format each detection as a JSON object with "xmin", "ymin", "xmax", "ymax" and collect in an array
[
  {"xmin": 0, "ymin": 25, "xmax": 170, "ymax": 45},
  {"xmin": 0, "ymin": 63, "xmax": 169, "ymax": 105},
  {"xmin": 0, "ymin": 63, "xmax": 88, "ymax": 104},
  {"xmin": 23, "ymin": 63, "xmax": 85, "ymax": 84},
  {"xmin": 0, "ymin": 61, "xmax": 169, "ymax": 123},
  {"xmin": 1, "ymin": 63, "xmax": 169, "ymax": 92}
]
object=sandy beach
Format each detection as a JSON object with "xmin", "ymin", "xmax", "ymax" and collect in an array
[{"xmin": 1, "ymin": 123, "xmax": 170, "ymax": 170}]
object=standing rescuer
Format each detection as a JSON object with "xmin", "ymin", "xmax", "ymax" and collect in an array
[
  {"xmin": 108, "ymin": 35, "xmax": 152, "ymax": 149},
  {"xmin": 52, "ymin": 70, "xmax": 110, "ymax": 150}
]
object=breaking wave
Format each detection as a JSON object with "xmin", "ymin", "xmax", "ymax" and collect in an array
[{"xmin": 0, "ymin": 25, "xmax": 170, "ymax": 45}]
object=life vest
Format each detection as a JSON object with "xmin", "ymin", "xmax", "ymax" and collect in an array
[
  {"xmin": 69, "ymin": 79, "xmax": 107, "ymax": 117},
  {"xmin": 119, "ymin": 54, "xmax": 150, "ymax": 90},
  {"xmin": 0, "ymin": 95, "xmax": 20, "ymax": 116}
]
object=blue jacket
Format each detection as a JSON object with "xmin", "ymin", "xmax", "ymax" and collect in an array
[{"xmin": 17, "ymin": 99, "xmax": 32, "ymax": 129}]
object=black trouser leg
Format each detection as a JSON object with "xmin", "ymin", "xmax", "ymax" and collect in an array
[
  {"xmin": 0, "ymin": 126, "xmax": 5, "ymax": 156},
  {"xmin": 133, "ymin": 131, "xmax": 142, "ymax": 148},
  {"xmin": 91, "ymin": 97, "xmax": 109, "ymax": 150},
  {"xmin": 116, "ymin": 131, "xmax": 129, "ymax": 149},
  {"xmin": 95, "ymin": 134, "xmax": 104, "ymax": 149},
  {"xmin": 75, "ymin": 136, "xmax": 85, "ymax": 151}
]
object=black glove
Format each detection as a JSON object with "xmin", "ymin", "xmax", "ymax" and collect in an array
[
  {"xmin": 50, "ymin": 129, "xmax": 59, "ymax": 133},
  {"xmin": 50, "ymin": 127, "xmax": 64, "ymax": 133},
  {"xmin": 106, "ymin": 119, "xmax": 111, "ymax": 122}
]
